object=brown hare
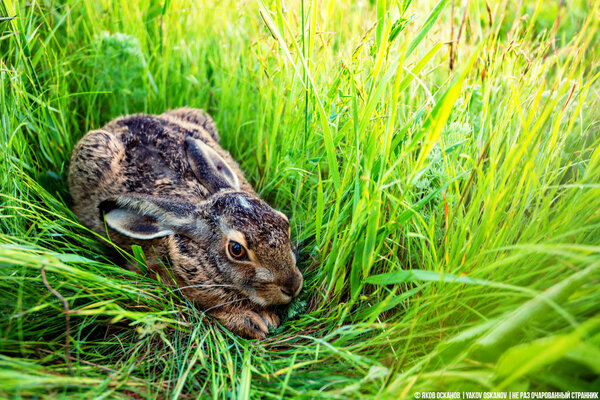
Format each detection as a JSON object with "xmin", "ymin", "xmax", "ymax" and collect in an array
[{"xmin": 68, "ymin": 108, "xmax": 302, "ymax": 339}]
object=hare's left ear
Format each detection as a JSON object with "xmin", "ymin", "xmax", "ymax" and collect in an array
[
  {"xmin": 99, "ymin": 195, "xmax": 197, "ymax": 239},
  {"xmin": 185, "ymin": 136, "xmax": 240, "ymax": 193}
]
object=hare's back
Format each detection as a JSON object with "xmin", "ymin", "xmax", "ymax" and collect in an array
[
  {"xmin": 103, "ymin": 113, "xmax": 215, "ymax": 198},
  {"xmin": 69, "ymin": 108, "xmax": 253, "ymax": 234}
]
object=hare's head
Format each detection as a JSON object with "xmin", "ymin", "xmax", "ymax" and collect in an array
[{"xmin": 99, "ymin": 136, "xmax": 302, "ymax": 306}]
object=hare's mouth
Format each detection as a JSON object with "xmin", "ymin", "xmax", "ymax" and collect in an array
[{"xmin": 241, "ymin": 284, "xmax": 294, "ymax": 307}]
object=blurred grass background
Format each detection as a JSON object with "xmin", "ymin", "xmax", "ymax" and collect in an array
[{"xmin": 1, "ymin": 0, "xmax": 599, "ymax": 398}]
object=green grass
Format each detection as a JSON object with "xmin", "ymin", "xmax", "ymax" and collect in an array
[{"xmin": 1, "ymin": 0, "xmax": 599, "ymax": 397}]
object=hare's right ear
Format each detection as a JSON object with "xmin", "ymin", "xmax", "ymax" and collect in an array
[{"xmin": 185, "ymin": 136, "xmax": 240, "ymax": 193}]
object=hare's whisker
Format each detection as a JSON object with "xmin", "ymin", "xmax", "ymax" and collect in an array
[
  {"xmin": 202, "ymin": 298, "xmax": 244, "ymax": 313},
  {"xmin": 175, "ymin": 284, "xmax": 235, "ymax": 291}
]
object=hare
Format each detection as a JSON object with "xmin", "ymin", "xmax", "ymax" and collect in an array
[{"xmin": 68, "ymin": 108, "xmax": 302, "ymax": 339}]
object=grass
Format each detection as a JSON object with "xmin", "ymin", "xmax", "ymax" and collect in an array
[{"xmin": 1, "ymin": 0, "xmax": 599, "ymax": 397}]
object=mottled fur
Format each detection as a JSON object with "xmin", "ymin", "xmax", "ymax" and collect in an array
[{"xmin": 69, "ymin": 108, "xmax": 302, "ymax": 339}]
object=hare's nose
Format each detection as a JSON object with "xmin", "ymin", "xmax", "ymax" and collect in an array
[{"xmin": 280, "ymin": 273, "xmax": 302, "ymax": 298}]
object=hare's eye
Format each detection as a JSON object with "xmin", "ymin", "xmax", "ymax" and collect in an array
[{"xmin": 228, "ymin": 240, "xmax": 248, "ymax": 261}]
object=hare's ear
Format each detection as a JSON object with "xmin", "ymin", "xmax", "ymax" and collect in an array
[
  {"xmin": 103, "ymin": 208, "xmax": 174, "ymax": 239},
  {"xmin": 185, "ymin": 136, "xmax": 240, "ymax": 193},
  {"xmin": 100, "ymin": 195, "xmax": 197, "ymax": 240}
]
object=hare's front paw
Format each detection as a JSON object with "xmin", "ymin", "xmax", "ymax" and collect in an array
[
  {"xmin": 212, "ymin": 308, "xmax": 280, "ymax": 339},
  {"xmin": 258, "ymin": 309, "xmax": 280, "ymax": 330}
]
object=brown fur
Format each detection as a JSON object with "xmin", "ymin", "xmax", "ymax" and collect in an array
[{"xmin": 68, "ymin": 108, "xmax": 302, "ymax": 339}]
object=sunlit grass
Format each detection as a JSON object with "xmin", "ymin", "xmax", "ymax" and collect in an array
[{"xmin": 1, "ymin": 0, "xmax": 599, "ymax": 398}]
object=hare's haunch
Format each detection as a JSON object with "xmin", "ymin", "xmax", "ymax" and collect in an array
[{"xmin": 69, "ymin": 108, "xmax": 302, "ymax": 339}]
